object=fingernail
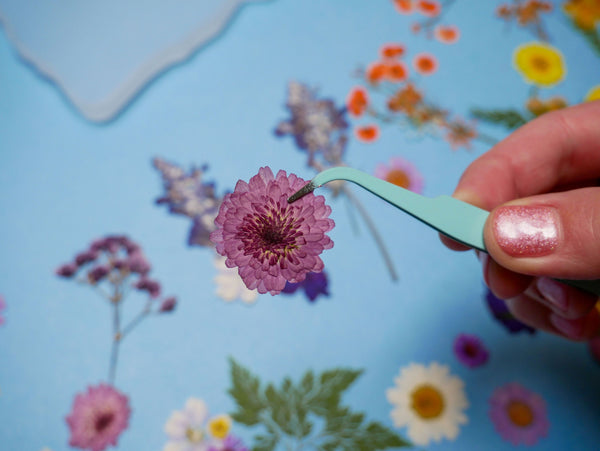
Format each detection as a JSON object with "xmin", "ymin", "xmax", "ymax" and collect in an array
[
  {"xmin": 550, "ymin": 314, "xmax": 581, "ymax": 339},
  {"xmin": 493, "ymin": 206, "xmax": 559, "ymax": 257},
  {"xmin": 537, "ymin": 277, "xmax": 568, "ymax": 312}
]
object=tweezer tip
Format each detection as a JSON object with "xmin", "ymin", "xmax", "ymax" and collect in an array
[{"xmin": 287, "ymin": 181, "xmax": 316, "ymax": 203}]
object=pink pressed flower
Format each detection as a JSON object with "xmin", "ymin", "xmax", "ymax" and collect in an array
[
  {"xmin": 66, "ymin": 384, "xmax": 131, "ymax": 451},
  {"xmin": 374, "ymin": 157, "xmax": 424, "ymax": 193},
  {"xmin": 0, "ymin": 294, "xmax": 5, "ymax": 326},
  {"xmin": 210, "ymin": 167, "xmax": 334, "ymax": 295}
]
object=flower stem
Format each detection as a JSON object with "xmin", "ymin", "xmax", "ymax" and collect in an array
[
  {"xmin": 108, "ymin": 301, "xmax": 121, "ymax": 385},
  {"xmin": 341, "ymin": 185, "xmax": 399, "ymax": 281}
]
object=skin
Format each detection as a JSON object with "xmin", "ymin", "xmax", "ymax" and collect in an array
[{"xmin": 441, "ymin": 100, "xmax": 600, "ymax": 342}]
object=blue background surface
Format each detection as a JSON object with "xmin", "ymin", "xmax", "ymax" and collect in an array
[{"xmin": 1, "ymin": 1, "xmax": 599, "ymax": 450}]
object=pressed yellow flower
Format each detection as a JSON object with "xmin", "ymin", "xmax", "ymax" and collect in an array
[
  {"xmin": 513, "ymin": 42, "xmax": 566, "ymax": 87},
  {"xmin": 585, "ymin": 85, "xmax": 600, "ymax": 102},
  {"xmin": 563, "ymin": 0, "xmax": 600, "ymax": 31},
  {"xmin": 207, "ymin": 414, "xmax": 231, "ymax": 439}
]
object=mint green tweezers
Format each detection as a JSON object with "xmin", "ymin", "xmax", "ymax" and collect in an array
[{"xmin": 288, "ymin": 167, "xmax": 600, "ymax": 297}]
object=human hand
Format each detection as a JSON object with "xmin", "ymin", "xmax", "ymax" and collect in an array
[{"xmin": 442, "ymin": 100, "xmax": 600, "ymax": 341}]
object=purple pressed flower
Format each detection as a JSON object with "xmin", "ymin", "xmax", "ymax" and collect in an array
[
  {"xmin": 208, "ymin": 435, "xmax": 249, "ymax": 451},
  {"xmin": 485, "ymin": 288, "xmax": 536, "ymax": 334},
  {"xmin": 134, "ymin": 277, "xmax": 161, "ymax": 298},
  {"xmin": 159, "ymin": 296, "xmax": 177, "ymax": 313},
  {"xmin": 210, "ymin": 167, "xmax": 334, "ymax": 295},
  {"xmin": 75, "ymin": 250, "xmax": 98, "ymax": 266},
  {"xmin": 66, "ymin": 384, "xmax": 131, "ymax": 451},
  {"xmin": 282, "ymin": 271, "xmax": 330, "ymax": 302},
  {"xmin": 153, "ymin": 158, "xmax": 221, "ymax": 247},
  {"xmin": 0, "ymin": 295, "xmax": 6, "ymax": 326},
  {"xmin": 126, "ymin": 251, "xmax": 151, "ymax": 275},
  {"xmin": 275, "ymin": 81, "xmax": 349, "ymax": 166},
  {"xmin": 88, "ymin": 266, "xmax": 110, "ymax": 284},
  {"xmin": 489, "ymin": 383, "xmax": 549, "ymax": 446},
  {"xmin": 56, "ymin": 263, "xmax": 78, "ymax": 278},
  {"xmin": 453, "ymin": 333, "xmax": 489, "ymax": 368}
]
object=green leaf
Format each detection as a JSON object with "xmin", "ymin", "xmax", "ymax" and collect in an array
[
  {"xmin": 228, "ymin": 357, "xmax": 266, "ymax": 426},
  {"xmin": 360, "ymin": 422, "xmax": 411, "ymax": 449},
  {"xmin": 307, "ymin": 368, "xmax": 364, "ymax": 416},
  {"xmin": 252, "ymin": 434, "xmax": 277, "ymax": 451},
  {"xmin": 470, "ymin": 108, "xmax": 529, "ymax": 130}
]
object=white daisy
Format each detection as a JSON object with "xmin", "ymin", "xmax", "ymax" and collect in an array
[
  {"xmin": 386, "ymin": 362, "xmax": 469, "ymax": 446},
  {"xmin": 164, "ymin": 398, "xmax": 211, "ymax": 451},
  {"xmin": 214, "ymin": 255, "xmax": 258, "ymax": 304}
]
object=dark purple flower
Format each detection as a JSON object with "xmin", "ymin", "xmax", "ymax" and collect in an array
[
  {"xmin": 153, "ymin": 158, "xmax": 221, "ymax": 248},
  {"xmin": 134, "ymin": 277, "xmax": 161, "ymax": 298},
  {"xmin": 208, "ymin": 435, "xmax": 248, "ymax": 451},
  {"xmin": 75, "ymin": 250, "xmax": 98, "ymax": 266},
  {"xmin": 56, "ymin": 263, "xmax": 78, "ymax": 278},
  {"xmin": 159, "ymin": 297, "xmax": 177, "ymax": 313},
  {"xmin": 275, "ymin": 81, "xmax": 349, "ymax": 166},
  {"xmin": 485, "ymin": 288, "xmax": 536, "ymax": 334},
  {"xmin": 210, "ymin": 167, "xmax": 334, "ymax": 295},
  {"xmin": 489, "ymin": 383, "xmax": 549, "ymax": 446},
  {"xmin": 88, "ymin": 265, "xmax": 110, "ymax": 284},
  {"xmin": 453, "ymin": 333, "xmax": 489, "ymax": 368},
  {"xmin": 282, "ymin": 271, "xmax": 330, "ymax": 302}
]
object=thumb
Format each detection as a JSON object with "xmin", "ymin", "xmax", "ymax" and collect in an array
[{"xmin": 484, "ymin": 187, "xmax": 600, "ymax": 280}]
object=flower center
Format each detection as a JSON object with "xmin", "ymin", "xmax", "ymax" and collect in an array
[
  {"xmin": 186, "ymin": 427, "xmax": 204, "ymax": 443},
  {"xmin": 94, "ymin": 412, "xmax": 114, "ymax": 433},
  {"xmin": 507, "ymin": 400, "xmax": 534, "ymax": 427},
  {"xmin": 385, "ymin": 169, "xmax": 411, "ymax": 189},
  {"xmin": 410, "ymin": 384, "xmax": 445, "ymax": 419},
  {"xmin": 463, "ymin": 342, "xmax": 479, "ymax": 357},
  {"xmin": 531, "ymin": 55, "xmax": 550, "ymax": 72}
]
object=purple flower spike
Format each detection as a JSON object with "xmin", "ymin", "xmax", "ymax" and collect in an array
[
  {"xmin": 485, "ymin": 289, "xmax": 536, "ymax": 334},
  {"xmin": 159, "ymin": 297, "xmax": 177, "ymax": 313},
  {"xmin": 489, "ymin": 382, "xmax": 549, "ymax": 446},
  {"xmin": 127, "ymin": 251, "xmax": 151, "ymax": 275},
  {"xmin": 210, "ymin": 167, "xmax": 334, "ymax": 295},
  {"xmin": 134, "ymin": 277, "xmax": 161, "ymax": 298},
  {"xmin": 56, "ymin": 263, "xmax": 78, "ymax": 278},
  {"xmin": 87, "ymin": 265, "xmax": 110, "ymax": 284},
  {"xmin": 282, "ymin": 271, "xmax": 330, "ymax": 302},
  {"xmin": 453, "ymin": 333, "xmax": 489, "ymax": 368}
]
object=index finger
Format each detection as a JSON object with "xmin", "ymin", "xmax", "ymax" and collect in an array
[{"xmin": 454, "ymin": 100, "xmax": 600, "ymax": 211}]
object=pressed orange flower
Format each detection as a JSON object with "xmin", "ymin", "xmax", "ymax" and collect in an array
[
  {"xmin": 355, "ymin": 125, "xmax": 380, "ymax": 142},
  {"xmin": 563, "ymin": 0, "xmax": 600, "ymax": 30},
  {"xmin": 366, "ymin": 62, "xmax": 387, "ymax": 84},
  {"xmin": 585, "ymin": 85, "xmax": 600, "ymax": 102},
  {"xmin": 417, "ymin": 0, "xmax": 441, "ymax": 17},
  {"xmin": 394, "ymin": 0, "xmax": 414, "ymax": 14},
  {"xmin": 445, "ymin": 118, "xmax": 477, "ymax": 150},
  {"xmin": 387, "ymin": 83, "xmax": 423, "ymax": 114},
  {"xmin": 381, "ymin": 43, "xmax": 406, "ymax": 59},
  {"xmin": 413, "ymin": 53, "xmax": 438, "ymax": 75},
  {"xmin": 434, "ymin": 25, "xmax": 460, "ymax": 44},
  {"xmin": 385, "ymin": 61, "xmax": 409, "ymax": 82},
  {"xmin": 346, "ymin": 87, "xmax": 369, "ymax": 117}
]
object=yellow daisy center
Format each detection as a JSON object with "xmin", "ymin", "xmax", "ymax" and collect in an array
[
  {"xmin": 410, "ymin": 384, "xmax": 445, "ymax": 419},
  {"xmin": 530, "ymin": 55, "xmax": 550, "ymax": 72},
  {"xmin": 186, "ymin": 427, "xmax": 204, "ymax": 443},
  {"xmin": 507, "ymin": 400, "xmax": 534, "ymax": 427},
  {"xmin": 208, "ymin": 414, "xmax": 231, "ymax": 439},
  {"xmin": 386, "ymin": 169, "xmax": 411, "ymax": 189}
]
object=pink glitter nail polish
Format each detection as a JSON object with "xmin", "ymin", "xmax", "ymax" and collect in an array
[{"xmin": 493, "ymin": 206, "xmax": 559, "ymax": 257}]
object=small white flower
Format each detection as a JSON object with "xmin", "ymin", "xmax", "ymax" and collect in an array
[
  {"xmin": 214, "ymin": 255, "xmax": 258, "ymax": 304},
  {"xmin": 386, "ymin": 362, "xmax": 469, "ymax": 446},
  {"xmin": 164, "ymin": 398, "xmax": 211, "ymax": 451}
]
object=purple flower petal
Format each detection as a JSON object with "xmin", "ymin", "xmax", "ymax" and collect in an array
[{"xmin": 453, "ymin": 333, "xmax": 489, "ymax": 368}]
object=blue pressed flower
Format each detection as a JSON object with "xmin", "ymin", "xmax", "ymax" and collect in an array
[
  {"xmin": 485, "ymin": 289, "xmax": 536, "ymax": 334},
  {"xmin": 282, "ymin": 271, "xmax": 330, "ymax": 302}
]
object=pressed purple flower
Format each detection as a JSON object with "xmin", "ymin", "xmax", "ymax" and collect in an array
[
  {"xmin": 159, "ymin": 296, "xmax": 177, "ymax": 313},
  {"xmin": 0, "ymin": 294, "xmax": 6, "ymax": 326},
  {"xmin": 208, "ymin": 435, "xmax": 249, "ymax": 451},
  {"xmin": 210, "ymin": 167, "xmax": 334, "ymax": 295},
  {"xmin": 66, "ymin": 384, "xmax": 131, "ymax": 451},
  {"xmin": 88, "ymin": 266, "xmax": 110, "ymax": 284},
  {"xmin": 134, "ymin": 277, "xmax": 161, "ymax": 298},
  {"xmin": 282, "ymin": 271, "xmax": 330, "ymax": 302},
  {"xmin": 489, "ymin": 382, "xmax": 549, "ymax": 446},
  {"xmin": 75, "ymin": 250, "xmax": 98, "ymax": 266},
  {"xmin": 275, "ymin": 81, "xmax": 349, "ymax": 166},
  {"xmin": 453, "ymin": 333, "xmax": 489, "ymax": 368},
  {"xmin": 56, "ymin": 262, "xmax": 78, "ymax": 278},
  {"xmin": 485, "ymin": 288, "xmax": 536, "ymax": 334},
  {"xmin": 126, "ymin": 251, "xmax": 151, "ymax": 275}
]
